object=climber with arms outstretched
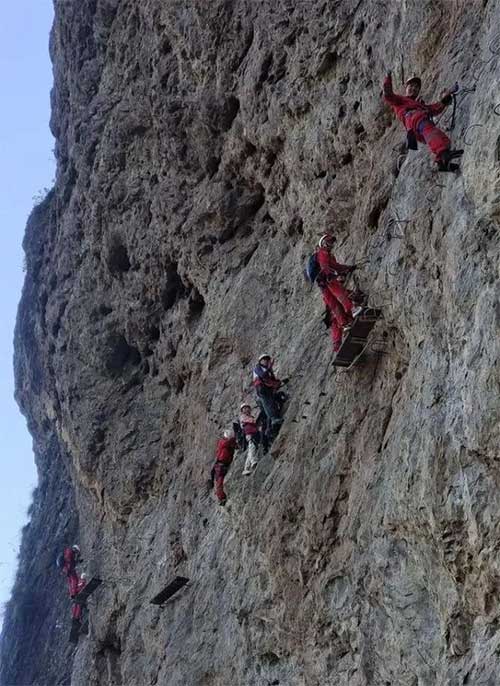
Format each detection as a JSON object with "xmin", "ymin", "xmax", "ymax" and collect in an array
[
  {"xmin": 316, "ymin": 235, "xmax": 363, "ymax": 352},
  {"xmin": 383, "ymin": 71, "xmax": 463, "ymax": 172},
  {"xmin": 209, "ymin": 428, "xmax": 237, "ymax": 506}
]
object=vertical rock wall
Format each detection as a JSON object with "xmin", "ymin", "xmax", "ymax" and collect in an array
[{"xmin": 2, "ymin": 1, "xmax": 500, "ymax": 685}]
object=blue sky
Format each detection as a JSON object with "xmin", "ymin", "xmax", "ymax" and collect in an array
[{"xmin": 0, "ymin": 1, "xmax": 55, "ymax": 613}]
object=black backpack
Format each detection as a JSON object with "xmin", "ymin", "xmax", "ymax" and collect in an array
[
  {"xmin": 232, "ymin": 421, "xmax": 246, "ymax": 451},
  {"xmin": 304, "ymin": 253, "xmax": 321, "ymax": 284}
]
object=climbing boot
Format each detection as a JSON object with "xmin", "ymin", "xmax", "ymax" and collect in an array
[
  {"xmin": 437, "ymin": 160, "xmax": 460, "ymax": 173},
  {"xmin": 406, "ymin": 130, "xmax": 418, "ymax": 151},
  {"xmin": 218, "ymin": 497, "xmax": 227, "ymax": 506},
  {"xmin": 443, "ymin": 148, "xmax": 464, "ymax": 161},
  {"xmin": 242, "ymin": 469, "xmax": 252, "ymax": 476},
  {"xmin": 437, "ymin": 149, "xmax": 463, "ymax": 172}
]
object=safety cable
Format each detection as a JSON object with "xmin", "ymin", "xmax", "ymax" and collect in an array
[{"xmin": 462, "ymin": 123, "xmax": 484, "ymax": 146}]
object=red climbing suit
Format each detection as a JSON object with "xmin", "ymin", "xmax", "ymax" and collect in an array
[
  {"xmin": 62, "ymin": 547, "xmax": 80, "ymax": 598},
  {"xmin": 317, "ymin": 247, "xmax": 355, "ymax": 350},
  {"xmin": 213, "ymin": 436, "xmax": 237, "ymax": 503},
  {"xmin": 71, "ymin": 577, "xmax": 86, "ymax": 621},
  {"xmin": 383, "ymin": 73, "xmax": 450, "ymax": 161}
]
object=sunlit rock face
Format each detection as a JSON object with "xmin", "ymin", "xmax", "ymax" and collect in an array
[{"xmin": 2, "ymin": 1, "xmax": 500, "ymax": 685}]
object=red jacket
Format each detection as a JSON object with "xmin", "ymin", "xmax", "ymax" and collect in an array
[
  {"xmin": 383, "ymin": 74, "xmax": 447, "ymax": 129},
  {"xmin": 316, "ymin": 247, "xmax": 351, "ymax": 278},
  {"xmin": 215, "ymin": 437, "xmax": 236, "ymax": 464},
  {"xmin": 239, "ymin": 412, "xmax": 259, "ymax": 436}
]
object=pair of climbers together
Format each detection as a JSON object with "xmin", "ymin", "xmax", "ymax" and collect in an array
[{"xmin": 210, "ymin": 354, "xmax": 288, "ymax": 506}]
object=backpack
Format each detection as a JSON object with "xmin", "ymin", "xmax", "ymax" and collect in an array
[
  {"xmin": 304, "ymin": 253, "xmax": 320, "ymax": 284},
  {"xmin": 232, "ymin": 421, "xmax": 246, "ymax": 451}
]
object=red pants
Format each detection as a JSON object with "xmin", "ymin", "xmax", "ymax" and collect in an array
[
  {"xmin": 70, "ymin": 577, "xmax": 86, "ymax": 620},
  {"xmin": 67, "ymin": 571, "xmax": 79, "ymax": 597},
  {"xmin": 213, "ymin": 462, "xmax": 229, "ymax": 502},
  {"xmin": 407, "ymin": 112, "xmax": 450, "ymax": 161},
  {"xmin": 322, "ymin": 280, "xmax": 354, "ymax": 321},
  {"xmin": 321, "ymin": 281, "xmax": 354, "ymax": 350}
]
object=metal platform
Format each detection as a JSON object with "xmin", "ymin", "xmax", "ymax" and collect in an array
[
  {"xmin": 150, "ymin": 576, "xmax": 189, "ymax": 606},
  {"xmin": 332, "ymin": 309, "xmax": 382, "ymax": 369}
]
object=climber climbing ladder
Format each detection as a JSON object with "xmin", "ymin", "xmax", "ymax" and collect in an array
[{"xmin": 333, "ymin": 308, "xmax": 382, "ymax": 369}]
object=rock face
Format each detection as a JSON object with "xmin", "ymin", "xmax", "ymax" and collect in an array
[{"xmin": 2, "ymin": 1, "xmax": 500, "ymax": 685}]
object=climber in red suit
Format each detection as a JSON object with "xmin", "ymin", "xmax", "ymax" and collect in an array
[
  {"xmin": 59, "ymin": 545, "xmax": 82, "ymax": 597},
  {"xmin": 210, "ymin": 429, "xmax": 237, "ymax": 506},
  {"xmin": 316, "ymin": 234, "xmax": 362, "ymax": 352},
  {"xmin": 71, "ymin": 574, "xmax": 87, "ymax": 621},
  {"xmin": 383, "ymin": 72, "xmax": 463, "ymax": 171}
]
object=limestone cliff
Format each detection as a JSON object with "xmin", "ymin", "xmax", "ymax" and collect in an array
[{"xmin": 2, "ymin": 1, "xmax": 500, "ymax": 685}]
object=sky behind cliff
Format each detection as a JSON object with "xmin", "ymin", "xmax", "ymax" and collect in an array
[{"xmin": 0, "ymin": 1, "xmax": 55, "ymax": 617}]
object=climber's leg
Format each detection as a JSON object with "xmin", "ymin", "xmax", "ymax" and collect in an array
[
  {"xmin": 415, "ymin": 116, "xmax": 463, "ymax": 168},
  {"xmin": 214, "ymin": 463, "xmax": 227, "ymax": 503},
  {"xmin": 330, "ymin": 318, "xmax": 343, "ymax": 353},
  {"xmin": 258, "ymin": 391, "xmax": 281, "ymax": 425},
  {"xmin": 418, "ymin": 119, "xmax": 450, "ymax": 160},
  {"xmin": 67, "ymin": 572, "xmax": 79, "ymax": 598},
  {"xmin": 321, "ymin": 286, "xmax": 350, "ymax": 328},
  {"xmin": 242, "ymin": 438, "xmax": 260, "ymax": 475},
  {"xmin": 327, "ymin": 280, "xmax": 355, "ymax": 318}
]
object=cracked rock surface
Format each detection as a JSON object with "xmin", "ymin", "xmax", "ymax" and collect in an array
[{"xmin": 1, "ymin": 1, "xmax": 500, "ymax": 685}]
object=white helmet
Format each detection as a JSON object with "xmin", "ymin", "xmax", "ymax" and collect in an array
[
  {"xmin": 72, "ymin": 545, "xmax": 80, "ymax": 554},
  {"xmin": 318, "ymin": 234, "xmax": 335, "ymax": 249},
  {"xmin": 240, "ymin": 402, "xmax": 252, "ymax": 411},
  {"xmin": 258, "ymin": 353, "xmax": 272, "ymax": 362},
  {"xmin": 223, "ymin": 428, "xmax": 235, "ymax": 439},
  {"xmin": 80, "ymin": 572, "xmax": 87, "ymax": 581}
]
